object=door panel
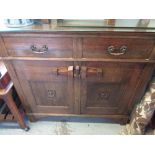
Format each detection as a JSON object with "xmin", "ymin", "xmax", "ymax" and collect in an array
[
  {"xmin": 13, "ymin": 60, "xmax": 74, "ymax": 114},
  {"xmin": 30, "ymin": 81, "xmax": 68, "ymax": 107},
  {"xmin": 80, "ymin": 62, "xmax": 145, "ymax": 115}
]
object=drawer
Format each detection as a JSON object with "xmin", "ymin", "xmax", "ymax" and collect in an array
[
  {"xmin": 82, "ymin": 37, "xmax": 154, "ymax": 59},
  {"xmin": 3, "ymin": 37, "xmax": 73, "ymax": 57}
]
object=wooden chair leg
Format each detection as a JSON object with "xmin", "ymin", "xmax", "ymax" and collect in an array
[{"xmin": 3, "ymin": 89, "xmax": 29, "ymax": 131}]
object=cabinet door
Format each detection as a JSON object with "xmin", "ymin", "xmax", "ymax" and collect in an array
[
  {"xmin": 13, "ymin": 60, "xmax": 74, "ymax": 114},
  {"xmin": 80, "ymin": 62, "xmax": 145, "ymax": 115}
]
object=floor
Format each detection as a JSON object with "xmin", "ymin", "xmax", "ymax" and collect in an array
[{"xmin": 0, "ymin": 117, "xmax": 123, "ymax": 135}]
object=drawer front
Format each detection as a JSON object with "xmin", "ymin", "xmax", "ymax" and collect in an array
[
  {"xmin": 83, "ymin": 37, "xmax": 154, "ymax": 59},
  {"xmin": 3, "ymin": 37, "xmax": 73, "ymax": 57}
]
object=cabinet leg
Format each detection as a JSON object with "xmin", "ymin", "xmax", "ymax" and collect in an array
[
  {"xmin": 119, "ymin": 118, "xmax": 129, "ymax": 125},
  {"xmin": 110, "ymin": 117, "xmax": 129, "ymax": 125},
  {"xmin": 28, "ymin": 115, "xmax": 38, "ymax": 122},
  {"xmin": 4, "ymin": 90, "xmax": 28, "ymax": 130}
]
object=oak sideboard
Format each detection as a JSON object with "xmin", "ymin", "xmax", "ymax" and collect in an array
[{"xmin": 0, "ymin": 19, "xmax": 155, "ymax": 124}]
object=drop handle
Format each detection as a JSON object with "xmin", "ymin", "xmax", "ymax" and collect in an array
[
  {"xmin": 31, "ymin": 45, "xmax": 48, "ymax": 53},
  {"xmin": 107, "ymin": 45, "xmax": 127, "ymax": 56}
]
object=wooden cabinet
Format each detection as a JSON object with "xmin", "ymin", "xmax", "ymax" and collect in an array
[{"xmin": 1, "ymin": 31, "xmax": 155, "ymax": 124}]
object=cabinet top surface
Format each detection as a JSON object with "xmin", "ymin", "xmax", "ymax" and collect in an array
[{"xmin": 1, "ymin": 19, "xmax": 155, "ymax": 33}]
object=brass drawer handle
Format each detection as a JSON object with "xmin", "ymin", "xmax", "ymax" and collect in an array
[
  {"xmin": 31, "ymin": 45, "xmax": 48, "ymax": 54},
  {"xmin": 107, "ymin": 45, "xmax": 127, "ymax": 56}
]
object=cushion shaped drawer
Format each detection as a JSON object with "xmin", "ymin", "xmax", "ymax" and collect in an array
[
  {"xmin": 82, "ymin": 37, "xmax": 154, "ymax": 59},
  {"xmin": 3, "ymin": 37, "xmax": 73, "ymax": 57}
]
